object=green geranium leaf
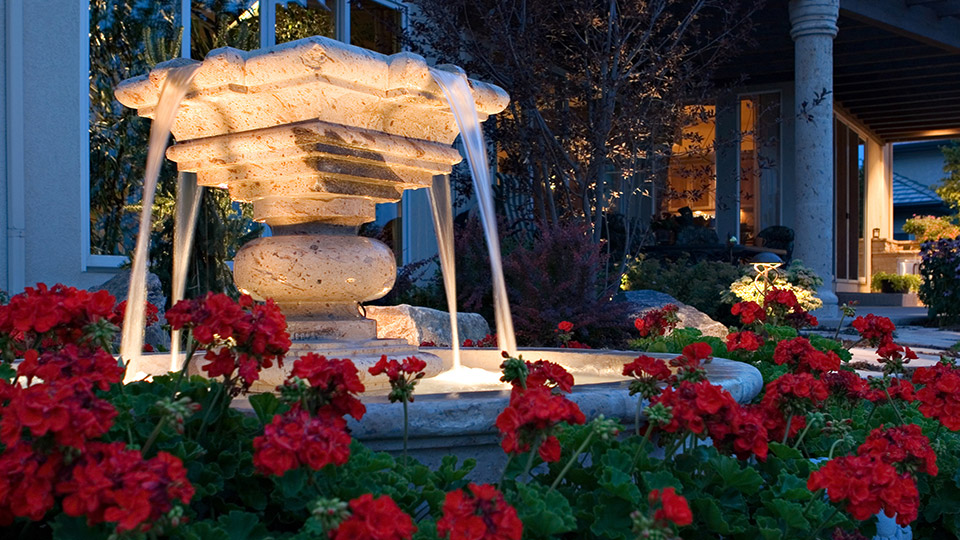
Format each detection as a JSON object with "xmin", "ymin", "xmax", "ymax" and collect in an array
[
  {"xmin": 640, "ymin": 470, "xmax": 681, "ymax": 493},
  {"xmin": 768, "ymin": 442, "xmax": 804, "ymax": 460},
  {"xmin": 175, "ymin": 521, "xmax": 231, "ymax": 540},
  {"xmin": 511, "ymin": 483, "xmax": 576, "ymax": 538},
  {"xmin": 692, "ymin": 497, "xmax": 733, "ymax": 535},
  {"xmin": 715, "ymin": 456, "xmax": 764, "ymax": 495},
  {"xmin": 774, "ymin": 471, "xmax": 813, "ymax": 501},
  {"xmin": 278, "ymin": 467, "xmax": 308, "ymax": 498},
  {"xmin": 755, "ymin": 515, "xmax": 783, "ymax": 540},
  {"xmin": 764, "ymin": 498, "xmax": 810, "ymax": 531},
  {"xmin": 217, "ymin": 511, "xmax": 268, "ymax": 540},
  {"xmin": 51, "ymin": 515, "xmax": 108, "ymax": 540},
  {"xmin": 248, "ymin": 393, "xmax": 284, "ymax": 425}
]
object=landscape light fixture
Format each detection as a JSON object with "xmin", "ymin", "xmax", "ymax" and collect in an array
[
  {"xmin": 872, "ymin": 228, "xmax": 880, "ymax": 239},
  {"xmin": 750, "ymin": 252, "xmax": 783, "ymax": 297}
]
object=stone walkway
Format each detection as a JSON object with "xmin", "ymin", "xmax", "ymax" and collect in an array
[{"xmin": 810, "ymin": 307, "xmax": 960, "ymax": 374}]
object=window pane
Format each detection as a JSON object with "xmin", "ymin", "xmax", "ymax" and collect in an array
[
  {"xmin": 663, "ymin": 106, "xmax": 717, "ymax": 220},
  {"xmin": 191, "ymin": 0, "xmax": 259, "ymax": 58},
  {"xmin": 351, "ymin": 0, "xmax": 402, "ymax": 55},
  {"xmin": 276, "ymin": 0, "xmax": 336, "ymax": 44},
  {"xmin": 89, "ymin": 0, "xmax": 181, "ymax": 256}
]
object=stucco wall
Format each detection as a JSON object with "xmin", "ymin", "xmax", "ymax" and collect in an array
[{"xmin": 18, "ymin": 0, "xmax": 111, "ymax": 290}]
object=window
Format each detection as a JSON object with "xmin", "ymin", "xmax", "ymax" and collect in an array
[{"xmin": 86, "ymin": 0, "xmax": 406, "ymax": 268}]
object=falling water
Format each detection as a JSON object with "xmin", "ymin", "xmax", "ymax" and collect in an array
[
  {"xmin": 120, "ymin": 64, "xmax": 200, "ymax": 364},
  {"xmin": 168, "ymin": 173, "xmax": 204, "ymax": 371},
  {"xmin": 432, "ymin": 68, "xmax": 517, "ymax": 357},
  {"xmin": 426, "ymin": 176, "xmax": 462, "ymax": 368}
]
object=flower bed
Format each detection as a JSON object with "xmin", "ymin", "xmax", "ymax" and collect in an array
[{"xmin": 1, "ymin": 284, "xmax": 959, "ymax": 538}]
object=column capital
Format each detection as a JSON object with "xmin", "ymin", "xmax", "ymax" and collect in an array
[{"xmin": 789, "ymin": 0, "xmax": 839, "ymax": 40}]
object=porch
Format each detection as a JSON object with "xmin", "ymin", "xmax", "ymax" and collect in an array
[{"xmin": 692, "ymin": 0, "xmax": 960, "ymax": 313}]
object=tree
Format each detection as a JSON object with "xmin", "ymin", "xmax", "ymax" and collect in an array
[
  {"xmin": 935, "ymin": 141, "xmax": 960, "ymax": 214},
  {"xmin": 405, "ymin": 0, "xmax": 762, "ymax": 279}
]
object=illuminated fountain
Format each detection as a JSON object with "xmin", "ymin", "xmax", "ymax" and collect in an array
[{"xmin": 116, "ymin": 37, "xmax": 761, "ymax": 468}]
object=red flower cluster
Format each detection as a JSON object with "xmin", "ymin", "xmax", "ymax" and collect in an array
[
  {"xmin": 864, "ymin": 378, "xmax": 916, "ymax": 404},
  {"xmin": 824, "ymin": 370, "xmax": 869, "ymax": 402},
  {"xmin": 772, "ymin": 337, "xmax": 841, "ymax": 375},
  {"xmin": 648, "ymin": 487, "xmax": 693, "ymax": 527},
  {"xmin": 369, "ymin": 355, "xmax": 427, "ymax": 403},
  {"xmin": 291, "ymin": 354, "xmax": 367, "ymax": 420},
  {"xmin": 56, "ymin": 442, "xmax": 194, "ymax": 533},
  {"xmin": 913, "ymin": 361, "xmax": 960, "ymax": 430},
  {"xmin": 851, "ymin": 315, "xmax": 896, "ymax": 347},
  {"xmin": 463, "ymin": 334, "xmax": 498, "ymax": 347},
  {"xmin": 437, "ymin": 483, "xmax": 523, "ymax": 540},
  {"xmin": 731, "ymin": 301, "xmax": 765, "ymax": 326},
  {"xmin": 166, "ymin": 294, "xmax": 290, "ymax": 393},
  {"xmin": 808, "ymin": 455, "xmax": 919, "ymax": 526},
  {"xmin": 858, "ymin": 424, "xmax": 937, "ymax": 477},
  {"xmin": 762, "ymin": 373, "xmax": 829, "ymax": 414},
  {"xmin": 726, "ymin": 331, "xmax": 763, "ymax": 353},
  {"xmin": 110, "ymin": 300, "xmax": 160, "ymax": 327},
  {"xmin": 496, "ymin": 384, "xmax": 585, "ymax": 462},
  {"xmin": 651, "ymin": 380, "xmax": 738, "ymax": 436},
  {"xmin": 329, "ymin": 494, "xmax": 416, "ymax": 540},
  {"xmin": 623, "ymin": 355, "xmax": 672, "ymax": 399},
  {"xmin": 763, "ymin": 289, "xmax": 818, "ymax": 329},
  {"xmin": 557, "ymin": 321, "xmax": 574, "ymax": 333},
  {"xmin": 252, "ymin": 409, "xmax": 351, "ymax": 476},
  {"xmin": 0, "ymin": 284, "xmax": 116, "ymax": 354},
  {"xmin": 525, "ymin": 359, "xmax": 575, "ymax": 393},
  {"xmin": 712, "ymin": 405, "xmax": 770, "ymax": 461},
  {"xmin": 634, "ymin": 305, "xmax": 680, "ymax": 338}
]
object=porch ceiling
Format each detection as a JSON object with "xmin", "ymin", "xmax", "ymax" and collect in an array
[{"xmin": 715, "ymin": 0, "xmax": 960, "ymax": 143}]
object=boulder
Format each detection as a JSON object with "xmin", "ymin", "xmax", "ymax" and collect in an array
[
  {"xmin": 364, "ymin": 304, "xmax": 492, "ymax": 347},
  {"xmin": 616, "ymin": 290, "xmax": 729, "ymax": 339},
  {"xmin": 90, "ymin": 271, "xmax": 170, "ymax": 350}
]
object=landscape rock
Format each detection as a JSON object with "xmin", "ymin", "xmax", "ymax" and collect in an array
[
  {"xmin": 616, "ymin": 290, "xmax": 729, "ymax": 339},
  {"xmin": 90, "ymin": 270, "xmax": 170, "ymax": 350},
  {"xmin": 365, "ymin": 304, "xmax": 492, "ymax": 347}
]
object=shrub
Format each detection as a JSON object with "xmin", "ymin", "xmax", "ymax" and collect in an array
[
  {"xmin": 902, "ymin": 215, "xmax": 960, "ymax": 242},
  {"xmin": 502, "ymin": 223, "xmax": 633, "ymax": 347},
  {"xmin": 918, "ymin": 237, "xmax": 960, "ymax": 325},
  {"xmin": 621, "ymin": 255, "xmax": 741, "ymax": 323},
  {"xmin": 724, "ymin": 259, "xmax": 823, "ymax": 312},
  {"xmin": 870, "ymin": 272, "xmax": 921, "ymax": 293}
]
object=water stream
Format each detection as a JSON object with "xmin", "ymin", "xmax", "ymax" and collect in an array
[
  {"xmin": 431, "ymin": 68, "xmax": 518, "ymax": 357},
  {"xmin": 119, "ymin": 64, "xmax": 200, "ymax": 364},
  {"xmin": 426, "ymin": 176, "xmax": 462, "ymax": 368},
  {"xmin": 168, "ymin": 173, "xmax": 204, "ymax": 371}
]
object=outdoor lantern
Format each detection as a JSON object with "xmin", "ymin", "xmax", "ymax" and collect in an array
[
  {"xmin": 750, "ymin": 252, "xmax": 783, "ymax": 297},
  {"xmin": 872, "ymin": 228, "xmax": 881, "ymax": 239}
]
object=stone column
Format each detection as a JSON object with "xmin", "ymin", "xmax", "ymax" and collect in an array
[
  {"xmin": 789, "ymin": 0, "xmax": 839, "ymax": 316},
  {"xmin": 715, "ymin": 92, "xmax": 741, "ymax": 243}
]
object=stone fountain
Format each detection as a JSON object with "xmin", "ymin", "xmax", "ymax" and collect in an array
[
  {"xmin": 117, "ymin": 37, "xmax": 763, "ymax": 475},
  {"xmin": 116, "ymin": 37, "xmax": 508, "ymax": 388}
]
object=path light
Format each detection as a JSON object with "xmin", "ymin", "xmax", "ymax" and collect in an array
[{"xmin": 751, "ymin": 252, "xmax": 783, "ymax": 297}]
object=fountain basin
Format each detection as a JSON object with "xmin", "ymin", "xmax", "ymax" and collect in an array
[{"xmin": 128, "ymin": 348, "xmax": 763, "ymax": 480}]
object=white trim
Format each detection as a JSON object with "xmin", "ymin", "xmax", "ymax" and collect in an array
[
  {"xmin": 260, "ymin": 0, "xmax": 276, "ymax": 48},
  {"xmin": 86, "ymin": 254, "xmax": 126, "ymax": 271},
  {"xmin": 337, "ymin": 0, "xmax": 351, "ymax": 43},
  {"xmin": 6, "ymin": 0, "xmax": 25, "ymax": 292},
  {"xmin": 80, "ymin": 0, "xmax": 91, "ymax": 272},
  {"xmin": 181, "ymin": 0, "xmax": 191, "ymax": 58}
]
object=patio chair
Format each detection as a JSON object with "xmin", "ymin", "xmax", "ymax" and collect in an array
[{"xmin": 755, "ymin": 226, "xmax": 794, "ymax": 261}]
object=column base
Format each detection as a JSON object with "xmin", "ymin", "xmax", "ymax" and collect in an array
[{"xmin": 813, "ymin": 285, "xmax": 840, "ymax": 319}]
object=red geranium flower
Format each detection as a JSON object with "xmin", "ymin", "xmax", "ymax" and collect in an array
[
  {"xmin": 808, "ymin": 454, "xmax": 919, "ymax": 526},
  {"xmin": 557, "ymin": 321, "xmax": 574, "ymax": 333},
  {"xmin": 731, "ymin": 301, "xmax": 765, "ymax": 325},
  {"xmin": 495, "ymin": 385, "xmax": 585, "ymax": 462},
  {"xmin": 851, "ymin": 314, "xmax": 896, "ymax": 347},
  {"xmin": 437, "ymin": 483, "xmax": 523, "ymax": 540},
  {"xmin": 252, "ymin": 409, "xmax": 352, "ymax": 477},
  {"xmin": 858, "ymin": 424, "xmax": 937, "ymax": 477},
  {"xmin": 329, "ymin": 494, "xmax": 416, "ymax": 540},
  {"xmin": 369, "ymin": 355, "xmax": 428, "ymax": 403},
  {"xmin": 913, "ymin": 361, "xmax": 960, "ymax": 430},
  {"xmin": 525, "ymin": 360, "xmax": 575, "ymax": 393},
  {"xmin": 648, "ymin": 487, "xmax": 693, "ymax": 527},
  {"xmin": 292, "ymin": 353, "xmax": 366, "ymax": 420},
  {"xmin": 634, "ymin": 305, "xmax": 680, "ymax": 338},
  {"xmin": 864, "ymin": 377, "xmax": 916, "ymax": 404},
  {"xmin": 726, "ymin": 331, "xmax": 763, "ymax": 353}
]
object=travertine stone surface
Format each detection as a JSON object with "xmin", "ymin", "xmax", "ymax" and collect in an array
[{"xmin": 365, "ymin": 304, "xmax": 492, "ymax": 346}]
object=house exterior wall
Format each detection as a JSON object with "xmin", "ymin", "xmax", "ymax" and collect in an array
[
  {"xmin": 0, "ymin": 0, "xmax": 8, "ymax": 292},
  {"xmin": 894, "ymin": 141, "xmax": 948, "ymax": 192},
  {"xmin": 16, "ymin": 0, "xmax": 111, "ymax": 291}
]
